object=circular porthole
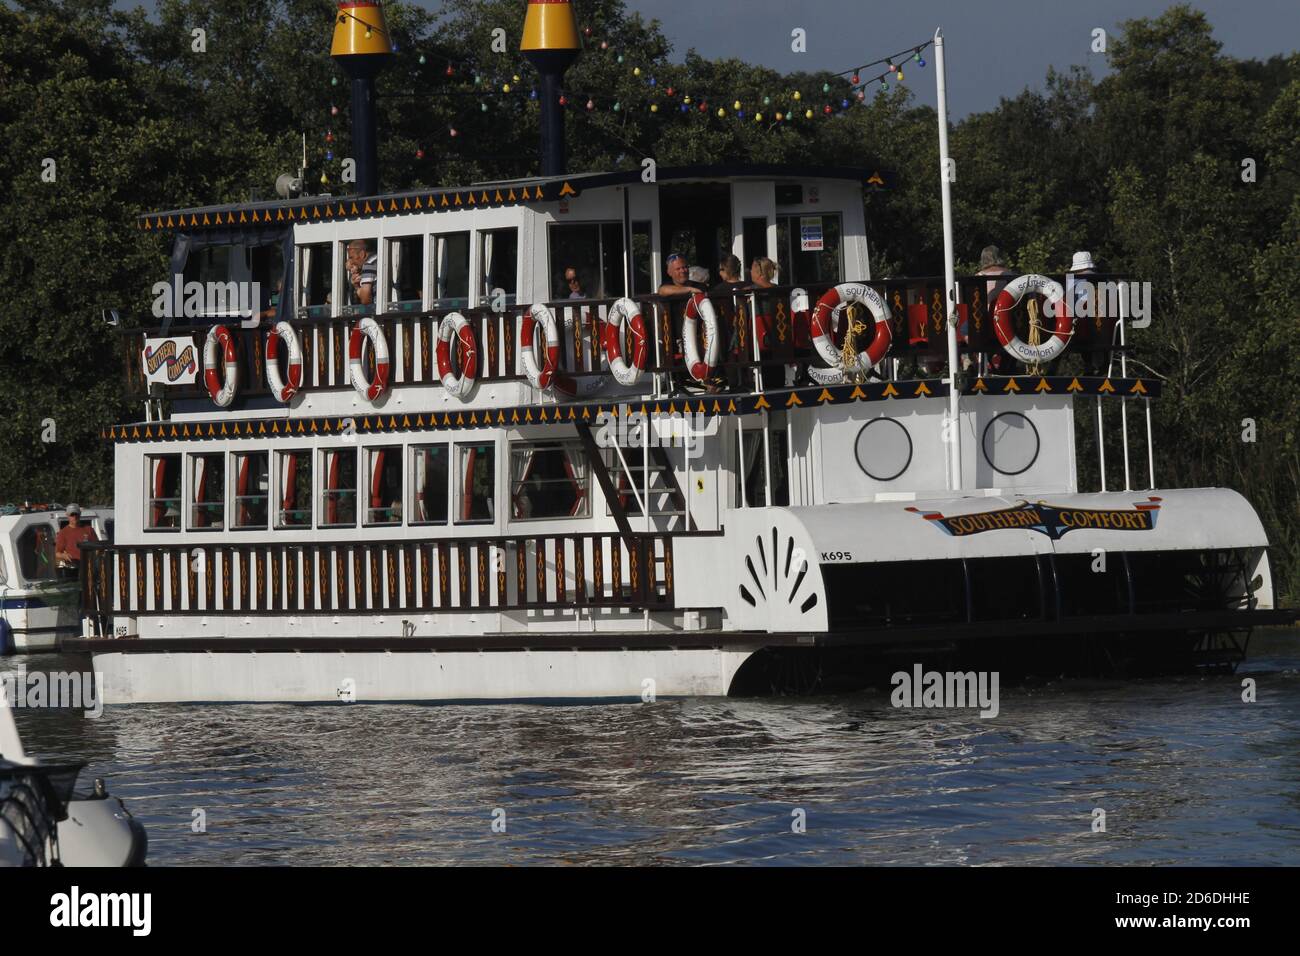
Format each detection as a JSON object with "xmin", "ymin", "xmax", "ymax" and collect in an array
[
  {"xmin": 981, "ymin": 412, "xmax": 1040, "ymax": 476},
  {"xmin": 855, "ymin": 417, "xmax": 912, "ymax": 482}
]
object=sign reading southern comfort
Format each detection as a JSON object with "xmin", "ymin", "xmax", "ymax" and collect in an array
[
  {"xmin": 142, "ymin": 336, "xmax": 198, "ymax": 385},
  {"xmin": 907, "ymin": 497, "xmax": 1162, "ymax": 540}
]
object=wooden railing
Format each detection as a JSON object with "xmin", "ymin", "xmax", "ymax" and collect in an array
[
  {"xmin": 122, "ymin": 274, "xmax": 1135, "ymax": 400},
  {"xmin": 80, "ymin": 534, "xmax": 674, "ymax": 620}
]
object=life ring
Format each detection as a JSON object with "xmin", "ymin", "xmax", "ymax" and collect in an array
[
  {"xmin": 203, "ymin": 324, "xmax": 238, "ymax": 407},
  {"xmin": 604, "ymin": 297, "xmax": 647, "ymax": 386},
  {"xmin": 437, "ymin": 312, "xmax": 478, "ymax": 399},
  {"xmin": 348, "ymin": 317, "xmax": 390, "ymax": 401},
  {"xmin": 992, "ymin": 274, "xmax": 1072, "ymax": 363},
  {"xmin": 265, "ymin": 321, "xmax": 303, "ymax": 403},
  {"xmin": 682, "ymin": 293, "xmax": 721, "ymax": 383},
  {"xmin": 520, "ymin": 304, "xmax": 561, "ymax": 390},
  {"xmin": 810, "ymin": 283, "xmax": 892, "ymax": 373}
]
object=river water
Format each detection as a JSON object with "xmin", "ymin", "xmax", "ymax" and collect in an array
[{"xmin": 5, "ymin": 630, "xmax": 1300, "ymax": 866}]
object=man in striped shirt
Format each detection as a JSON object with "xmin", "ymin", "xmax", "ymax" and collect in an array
[{"xmin": 346, "ymin": 239, "xmax": 378, "ymax": 306}]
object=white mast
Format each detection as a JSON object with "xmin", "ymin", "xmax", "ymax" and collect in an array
[{"xmin": 934, "ymin": 27, "xmax": 962, "ymax": 491}]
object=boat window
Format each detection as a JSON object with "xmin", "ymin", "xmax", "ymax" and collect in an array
[
  {"xmin": 189, "ymin": 453, "xmax": 226, "ymax": 529},
  {"xmin": 510, "ymin": 440, "xmax": 589, "ymax": 520},
  {"xmin": 177, "ymin": 244, "xmax": 256, "ymax": 322},
  {"xmin": 776, "ymin": 214, "xmax": 843, "ymax": 286},
  {"xmin": 321, "ymin": 448, "xmax": 357, "ymax": 527},
  {"xmin": 0, "ymin": 547, "xmax": 6, "ymax": 585},
  {"xmin": 431, "ymin": 231, "xmax": 470, "ymax": 309},
  {"xmin": 479, "ymin": 228, "xmax": 518, "ymax": 306},
  {"xmin": 734, "ymin": 423, "xmax": 789, "ymax": 508},
  {"xmin": 365, "ymin": 446, "xmax": 404, "ymax": 525},
  {"xmin": 233, "ymin": 451, "xmax": 269, "ymax": 529},
  {"xmin": 146, "ymin": 454, "xmax": 182, "ymax": 530},
  {"xmin": 386, "ymin": 235, "xmax": 424, "ymax": 313},
  {"xmin": 548, "ymin": 223, "xmax": 626, "ymax": 300},
  {"xmin": 102, "ymin": 519, "xmax": 115, "ymax": 543},
  {"xmin": 340, "ymin": 238, "xmax": 378, "ymax": 316},
  {"xmin": 455, "ymin": 441, "xmax": 496, "ymax": 524},
  {"xmin": 631, "ymin": 221, "xmax": 653, "ymax": 296},
  {"xmin": 276, "ymin": 450, "xmax": 313, "ymax": 529},
  {"xmin": 297, "ymin": 243, "xmax": 333, "ymax": 319},
  {"xmin": 409, "ymin": 444, "xmax": 449, "ymax": 525},
  {"xmin": 16, "ymin": 524, "xmax": 56, "ymax": 581}
]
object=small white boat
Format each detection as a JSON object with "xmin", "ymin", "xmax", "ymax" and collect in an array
[
  {"xmin": 0, "ymin": 683, "xmax": 145, "ymax": 866},
  {"xmin": 0, "ymin": 508, "xmax": 113, "ymax": 653}
]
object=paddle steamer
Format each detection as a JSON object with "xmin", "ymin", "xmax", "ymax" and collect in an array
[{"xmin": 64, "ymin": 1, "xmax": 1293, "ymax": 703}]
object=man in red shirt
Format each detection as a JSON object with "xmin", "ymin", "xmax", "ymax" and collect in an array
[{"xmin": 55, "ymin": 504, "xmax": 98, "ymax": 568}]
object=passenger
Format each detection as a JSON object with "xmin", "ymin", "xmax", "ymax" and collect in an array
[
  {"xmin": 657, "ymin": 253, "xmax": 706, "ymax": 296},
  {"xmin": 258, "ymin": 276, "xmax": 283, "ymax": 323},
  {"xmin": 564, "ymin": 266, "xmax": 586, "ymax": 299},
  {"xmin": 978, "ymin": 245, "xmax": 1014, "ymax": 375},
  {"xmin": 749, "ymin": 258, "xmax": 781, "ymax": 389},
  {"xmin": 345, "ymin": 239, "xmax": 378, "ymax": 307},
  {"xmin": 709, "ymin": 255, "xmax": 750, "ymax": 391},
  {"xmin": 1067, "ymin": 251, "xmax": 1102, "ymax": 375},
  {"xmin": 688, "ymin": 265, "xmax": 710, "ymax": 286},
  {"xmin": 55, "ymin": 504, "xmax": 98, "ymax": 571},
  {"xmin": 710, "ymin": 255, "xmax": 748, "ymax": 296},
  {"xmin": 750, "ymin": 256, "xmax": 778, "ymax": 288}
]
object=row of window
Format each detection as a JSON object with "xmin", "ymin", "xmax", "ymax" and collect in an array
[
  {"xmin": 144, "ymin": 441, "xmax": 590, "ymax": 532},
  {"xmin": 182, "ymin": 216, "xmax": 847, "ymax": 323},
  {"xmin": 296, "ymin": 223, "xmax": 656, "ymax": 318}
]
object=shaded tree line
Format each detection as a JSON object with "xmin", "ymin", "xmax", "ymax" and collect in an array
[{"xmin": 1, "ymin": 0, "xmax": 1296, "ymax": 598}]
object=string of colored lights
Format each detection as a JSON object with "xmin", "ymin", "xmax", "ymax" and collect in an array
[{"xmin": 319, "ymin": 31, "xmax": 934, "ymax": 175}]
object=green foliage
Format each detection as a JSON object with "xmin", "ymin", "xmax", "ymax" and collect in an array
[{"xmin": 0, "ymin": 0, "xmax": 1296, "ymax": 598}]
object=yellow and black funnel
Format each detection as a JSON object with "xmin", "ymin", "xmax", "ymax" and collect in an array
[
  {"xmin": 521, "ymin": 0, "xmax": 582, "ymax": 176},
  {"xmin": 331, "ymin": 1, "xmax": 392, "ymax": 195}
]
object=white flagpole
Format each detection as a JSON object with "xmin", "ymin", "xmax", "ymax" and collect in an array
[{"xmin": 934, "ymin": 27, "xmax": 963, "ymax": 491}]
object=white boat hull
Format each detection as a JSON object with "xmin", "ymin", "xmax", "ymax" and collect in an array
[{"xmin": 91, "ymin": 645, "xmax": 756, "ymax": 704}]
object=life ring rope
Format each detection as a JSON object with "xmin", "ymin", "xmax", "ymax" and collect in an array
[
  {"xmin": 809, "ymin": 283, "xmax": 892, "ymax": 376},
  {"xmin": 992, "ymin": 274, "xmax": 1073, "ymax": 364}
]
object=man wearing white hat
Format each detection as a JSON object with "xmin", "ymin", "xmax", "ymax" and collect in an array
[
  {"xmin": 1067, "ymin": 251, "xmax": 1100, "ymax": 374},
  {"xmin": 55, "ymin": 503, "xmax": 98, "ymax": 570}
]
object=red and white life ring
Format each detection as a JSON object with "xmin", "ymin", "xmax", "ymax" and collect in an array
[
  {"xmin": 348, "ymin": 317, "xmax": 390, "ymax": 402},
  {"xmin": 992, "ymin": 274, "xmax": 1072, "ymax": 363},
  {"xmin": 520, "ymin": 304, "xmax": 561, "ymax": 390},
  {"xmin": 810, "ymin": 283, "xmax": 892, "ymax": 374},
  {"xmin": 604, "ymin": 297, "xmax": 647, "ymax": 387},
  {"xmin": 682, "ymin": 293, "xmax": 720, "ymax": 383},
  {"xmin": 203, "ymin": 324, "xmax": 238, "ymax": 407},
  {"xmin": 437, "ymin": 312, "xmax": 478, "ymax": 399},
  {"xmin": 265, "ymin": 321, "xmax": 303, "ymax": 403}
]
